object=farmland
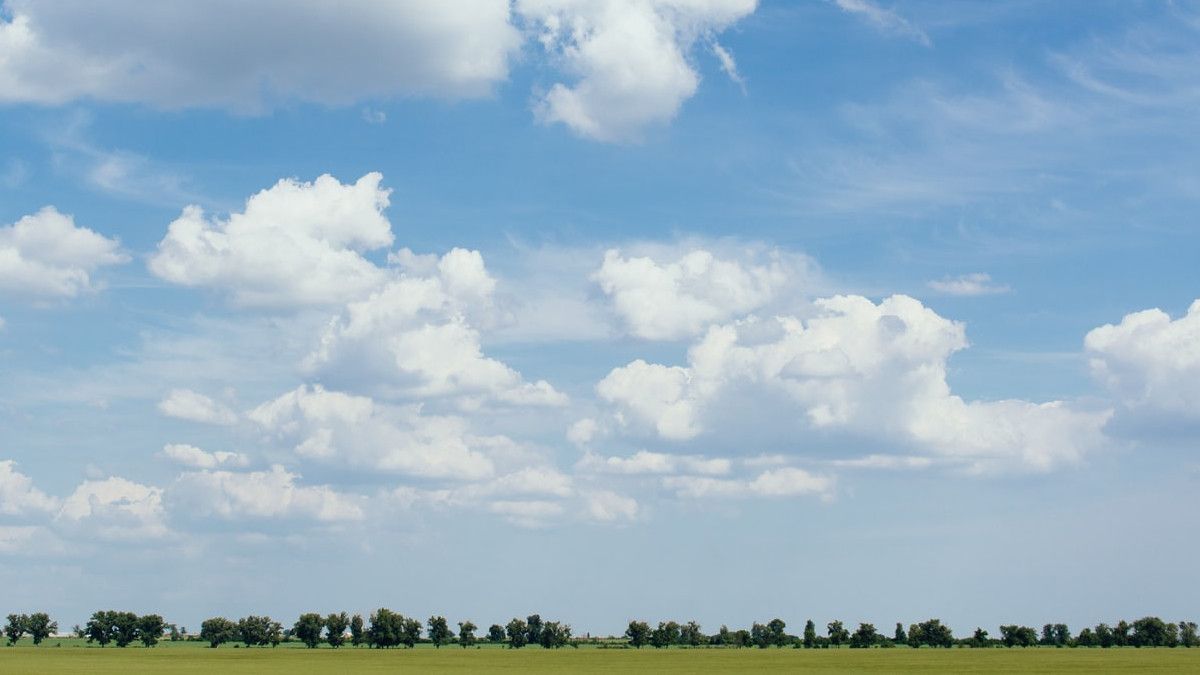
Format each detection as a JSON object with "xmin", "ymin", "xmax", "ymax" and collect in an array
[{"xmin": 2, "ymin": 643, "xmax": 1199, "ymax": 674}]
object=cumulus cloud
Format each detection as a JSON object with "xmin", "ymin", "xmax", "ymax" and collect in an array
[
  {"xmin": 594, "ymin": 245, "xmax": 815, "ymax": 340},
  {"xmin": 584, "ymin": 490, "xmax": 639, "ymax": 522},
  {"xmin": 0, "ymin": 460, "xmax": 59, "ymax": 515},
  {"xmin": 305, "ymin": 247, "xmax": 566, "ymax": 405},
  {"xmin": 56, "ymin": 477, "xmax": 168, "ymax": 540},
  {"xmin": 599, "ymin": 294, "xmax": 1110, "ymax": 472},
  {"xmin": 159, "ymin": 444, "xmax": 249, "ymax": 470},
  {"xmin": 577, "ymin": 449, "xmax": 730, "ymax": 476},
  {"xmin": 0, "ymin": 1, "xmax": 520, "ymax": 110},
  {"xmin": 488, "ymin": 499, "xmax": 565, "ymax": 528},
  {"xmin": 169, "ymin": 465, "xmax": 363, "ymax": 523},
  {"xmin": 248, "ymin": 385, "xmax": 498, "ymax": 480},
  {"xmin": 148, "ymin": 173, "xmax": 393, "ymax": 307},
  {"xmin": 157, "ymin": 389, "xmax": 238, "ymax": 426},
  {"xmin": 663, "ymin": 467, "xmax": 834, "ymax": 499},
  {"xmin": 927, "ymin": 273, "xmax": 1010, "ymax": 296},
  {"xmin": 0, "ymin": 206, "xmax": 127, "ymax": 298},
  {"xmin": 519, "ymin": 0, "xmax": 758, "ymax": 141},
  {"xmin": 1085, "ymin": 300, "xmax": 1200, "ymax": 421}
]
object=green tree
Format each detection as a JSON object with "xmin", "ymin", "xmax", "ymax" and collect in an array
[
  {"xmin": 893, "ymin": 622, "xmax": 906, "ymax": 645},
  {"xmin": 26, "ymin": 613, "xmax": 56, "ymax": 646},
  {"xmin": 85, "ymin": 612, "xmax": 114, "ymax": 647},
  {"xmin": 768, "ymin": 619, "xmax": 788, "ymax": 648},
  {"xmin": 1180, "ymin": 621, "xmax": 1199, "ymax": 648},
  {"xmin": 350, "ymin": 614, "xmax": 365, "ymax": 647},
  {"xmin": 1114, "ymin": 620, "xmax": 1131, "ymax": 646},
  {"xmin": 488, "ymin": 624, "xmax": 506, "ymax": 643},
  {"xmin": 625, "ymin": 620, "xmax": 650, "ymax": 648},
  {"xmin": 458, "ymin": 620, "xmax": 477, "ymax": 648},
  {"xmin": 237, "ymin": 616, "xmax": 280, "ymax": 647},
  {"xmin": 750, "ymin": 622, "xmax": 769, "ymax": 649},
  {"xmin": 111, "ymin": 612, "xmax": 139, "ymax": 648},
  {"xmin": 714, "ymin": 625, "xmax": 733, "ymax": 647},
  {"xmin": 505, "ymin": 618, "xmax": 528, "ymax": 649},
  {"xmin": 999, "ymin": 625, "xmax": 1037, "ymax": 647},
  {"xmin": 803, "ymin": 620, "xmax": 817, "ymax": 649},
  {"xmin": 539, "ymin": 621, "xmax": 571, "ymax": 649},
  {"xmin": 525, "ymin": 614, "xmax": 543, "ymax": 646},
  {"xmin": 1095, "ymin": 623, "xmax": 1115, "ymax": 648},
  {"xmin": 401, "ymin": 618, "xmax": 421, "ymax": 648},
  {"xmin": 137, "ymin": 614, "xmax": 165, "ymax": 647},
  {"xmin": 368, "ymin": 608, "xmax": 405, "ymax": 648},
  {"xmin": 199, "ymin": 617, "xmax": 237, "ymax": 648},
  {"xmin": 427, "ymin": 616, "xmax": 450, "ymax": 648},
  {"xmin": 325, "ymin": 612, "xmax": 349, "ymax": 648},
  {"xmin": 1076, "ymin": 627, "xmax": 1097, "ymax": 647},
  {"xmin": 293, "ymin": 613, "xmax": 324, "ymax": 648},
  {"xmin": 5, "ymin": 614, "xmax": 27, "ymax": 645},
  {"xmin": 1132, "ymin": 617, "xmax": 1168, "ymax": 647},
  {"xmin": 908, "ymin": 619, "xmax": 952, "ymax": 648},
  {"xmin": 680, "ymin": 621, "xmax": 705, "ymax": 647},
  {"xmin": 650, "ymin": 621, "xmax": 680, "ymax": 648},
  {"xmin": 827, "ymin": 620, "xmax": 848, "ymax": 647},
  {"xmin": 970, "ymin": 628, "xmax": 990, "ymax": 648},
  {"xmin": 849, "ymin": 623, "xmax": 880, "ymax": 649},
  {"xmin": 168, "ymin": 624, "xmax": 181, "ymax": 642}
]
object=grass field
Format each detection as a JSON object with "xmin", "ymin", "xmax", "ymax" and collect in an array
[{"xmin": 2, "ymin": 642, "xmax": 1199, "ymax": 674}]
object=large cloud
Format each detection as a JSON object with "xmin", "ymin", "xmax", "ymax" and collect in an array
[
  {"xmin": 519, "ymin": 0, "xmax": 758, "ymax": 141},
  {"xmin": 1085, "ymin": 299, "xmax": 1200, "ymax": 422},
  {"xmin": 304, "ymin": 248, "xmax": 566, "ymax": 405},
  {"xmin": 148, "ymin": 173, "xmax": 393, "ymax": 307},
  {"xmin": 598, "ymin": 294, "xmax": 1111, "ymax": 472},
  {"xmin": 56, "ymin": 476, "xmax": 168, "ymax": 540},
  {"xmin": 0, "ymin": 460, "xmax": 59, "ymax": 515},
  {"xmin": 0, "ymin": 207, "xmax": 127, "ymax": 298},
  {"xmin": 169, "ymin": 465, "xmax": 363, "ymax": 523},
  {"xmin": 0, "ymin": 0, "xmax": 520, "ymax": 109},
  {"xmin": 594, "ymin": 245, "xmax": 814, "ymax": 340}
]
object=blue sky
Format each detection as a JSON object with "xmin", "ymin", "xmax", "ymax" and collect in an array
[{"xmin": 1, "ymin": 0, "xmax": 1198, "ymax": 636}]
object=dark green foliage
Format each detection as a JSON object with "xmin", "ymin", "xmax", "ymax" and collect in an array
[
  {"xmin": 625, "ymin": 620, "xmax": 650, "ymax": 648},
  {"xmin": 401, "ymin": 618, "xmax": 421, "ymax": 648},
  {"xmin": 893, "ymin": 622, "xmax": 906, "ymax": 645},
  {"xmin": 849, "ymin": 623, "xmax": 881, "ymax": 648},
  {"xmin": 827, "ymin": 620, "xmax": 848, "ymax": 647},
  {"xmin": 650, "ymin": 621, "xmax": 680, "ymax": 648},
  {"xmin": 1075, "ymin": 627, "xmax": 1097, "ymax": 647},
  {"xmin": 367, "ymin": 608, "xmax": 406, "ymax": 648},
  {"xmin": 427, "ymin": 616, "xmax": 450, "ymax": 648},
  {"xmin": 1131, "ymin": 616, "xmax": 1170, "ymax": 647},
  {"xmin": 293, "ymin": 613, "xmax": 324, "ymax": 648},
  {"xmin": 907, "ymin": 619, "xmax": 953, "ymax": 648},
  {"xmin": 767, "ymin": 619, "xmax": 788, "ymax": 648},
  {"xmin": 999, "ymin": 625, "xmax": 1038, "ymax": 647},
  {"xmin": 1115, "ymin": 620, "xmax": 1131, "ymax": 646},
  {"xmin": 199, "ymin": 617, "xmax": 237, "ymax": 648},
  {"xmin": 538, "ymin": 620, "xmax": 571, "ymax": 649},
  {"xmin": 26, "ymin": 613, "xmax": 56, "ymax": 646},
  {"xmin": 1095, "ymin": 623, "xmax": 1115, "ymax": 648},
  {"xmin": 487, "ymin": 624, "xmax": 506, "ymax": 643},
  {"xmin": 457, "ymin": 620, "xmax": 477, "ymax": 648},
  {"xmin": 5, "ymin": 614, "xmax": 27, "ymax": 645},
  {"xmin": 238, "ymin": 615, "xmax": 281, "ymax": 647},
  {"xmin": 680, "ymin": 621, "xmax": 705, "ymax": 647},
  {"xmin": 325, "ymin": 612, "xmax": 349, "ymax": 648},
  {"xmin": 803, "ymin": 620, "xmax": 817, "ymax": 649},
  {"xmin": 505, "ymin": 618, "xmax": 528, "ymax": 649},
  {"xmin": 349, "ymin": 614, "xmax": 365, "ymax": 647},
  {"xmin": 968, "ymin": 628, "xmax": 990, "ymax": 648},
  {"xmin": 1180, "ymin": 621, "xmax": 1199, "ymax": 648},
  {"xmin": 525, "ymin": 614, "xmax": 543, "ymax": 646},
  {"xmin": 136, "ymin": 614, "xmax": 165, "ymax": 647}
]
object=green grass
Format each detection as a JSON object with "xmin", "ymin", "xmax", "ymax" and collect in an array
[{"xmin": 2, "ymin": 644, "xmax": 1199, "ymax": 674}]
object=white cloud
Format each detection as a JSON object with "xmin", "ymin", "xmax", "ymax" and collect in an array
[
  {"xmin": 0, "ymin": 207, "xmax": 127, "ymax": 299},
  {"xmin": 664, "ymin": 467, "xmax": 834, "ymax": 499},
  {"xmin": 148, "ymin": 173, "xmax": 393, "ymax": 307},
  {"xmin": 1085, "ymin": 299, "xmax": 1200, "ymax": 420},
  {"xmin": 488, "ymin": 499, "xmax": 564, "ymax": 528},
  {"xmin": 710, "ymin": 40, "xmax": 745, "ymax": 91},
  {"xmin": 584, "ymin": 490, "xmax": 639, "ymax": 522},
  {"xmin": 927, "ymin": 273, "xmax": 1010, "ymax": 296},
  {"xmin": 829, "ymin": 454, "xmax": 934, "ymax": 470},
  {"xmin": 599, "ymin": 294, "xmax": 1110, "ymax": 472},
  {"xmin": 0, "ymin": 1, "xmax": 520, "ymax": 110},
  {"xmin": 157, "ymin": 389, "xmax": 238, "ymax": 426},
  {"xmin": 567, "ymin": 417, "xmax": 599, "ymax": 445},
  {"xmin": 305, "ymin": 247, "xmax": 566, "ymax": 405},
  {"xmin": 518, "ymin": 0, "xmax": 758, "ymax": 141},
  {"xmin": 0, "ymin": 460, "xmax": 59, "ymax": 515},
  {"xmin": 169, "ymin": 465, "xmax": 363, "ymax": 523},
  {"xmin": 577, "ymin": 450, "xmax": 730, "ymax": 476},
  {"xmin": 594, "ymin": 245, "xmax": 814, "ymax": 340},
  {"xmin": 248, "ymin": 385, "xmax": 497, "ymax": 480},
  {"xmin": 56, "ymin": 477, "xmax": 168, "ymax": 540},
  {"xmin": 159, "ymin": 444, "xmax": 249, "ymax": 470},
  {"xmin": 833, "ymin": 0, "xmax": 930, "ymax": 46}
]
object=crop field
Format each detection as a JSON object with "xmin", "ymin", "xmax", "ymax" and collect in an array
[{"xmin": 2, "ymin": 643, "xmax": 1199, "ymax": 674}]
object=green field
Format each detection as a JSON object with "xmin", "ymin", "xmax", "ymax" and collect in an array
[{"xmin": 2, "ymin": 643, "xmax": 1199, "ymax": 674}]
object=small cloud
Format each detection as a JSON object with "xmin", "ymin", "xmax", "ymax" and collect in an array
[
  {"xmin": 710, "ymin": 40, "xmax": 746, "ymax": 93},
  {"xmin": 361, "ymin": 107, "xmax": 386, "ymax": 124},
  {"xmin": 157, "ymin": 389, "xmax": 238, "ymax": 426},
  {"xmin": 833, "ymin": 0, "xmax": 931, "ymax": 47},
  {"xmin": 927, "ymin": 273, "xmax": 1010, "ymax": 296}
]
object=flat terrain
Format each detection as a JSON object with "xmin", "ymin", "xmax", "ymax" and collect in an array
[{"xmin": 2, "ymin": 644, "xmax": 1199, "ymax": 674}]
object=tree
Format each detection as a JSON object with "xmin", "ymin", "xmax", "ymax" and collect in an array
[
  {"xmin": 908, "ymin": 619, "xmax": 953, "ymax": 648},
  {"xmin": 200, "ymin": 617, "xmax": 237, "ymax": 648},
  {"xmin": 1075, "ymin": 627, "xmax": 1097, "ymax": 647},
  {"xmin": 505, "ymin": 618, "xmax": 528, "ymax": 649},
  {"xmin": 893, "ymin": 622, "xmax": 906, "ymax": 645},
  {"xmin": 525, "ymin": 614, "xmax": 543, "ymax": 646},
  {"xmin": 1095, "ymin": 623, "xmax": 1115, "ymax": 648},
  {"xmin": 368, "ymin": 608, "xmax": 405, "ymax": 648},
  {"xmin": 5, "ymin": 614, "xmax": 27, "ymax": 645},
  {"xmin": 458, "ymin": 621, "xmax": 477, "ymax": 648},
  {"xmin": 539, "ymin": 621, "xmax": 571, "ymax": 649},
  {"xmin": 293, "ymin": 613, "xmax": 324, "ymax": 648},
  {"xmin": 651, "ymin": 621, "xmax": 680, "ymax": 648},
  {"xmin": 85, "ymin": 612, "xmax": 114, "ymax": 647},
  {"xmin": 999, "ymin": 625, "xmax": 1038, "ymax": 648},
  {"xmin": 1180, "ymin": 621, "xmax": 1199, "ymax": 648},
  {"xmin": 804, "ymin": 620, "xmax": 817, "ymax": 649},
  {"xmin": 827, "ymin": 620, "xmax": 848, "ymax": 647},
  {"xmin": 625, "ymin": 620, "xmax": 650, "ymax": 648},
  {"xmin": 487, "ymin": 624, "xmax": 506, "ymax": 644},
  {"xmin": 426, "ymin": 616, "xmax": 450, "ymax": 648},
  {"xmin": 750, "ymin": 622, "xmax": 769, "ymax": 649},
  {"xmin": 137, "ymin": 614, "xmax": 166, "ymax": 647},
  {"xmin": 1114, "ymin": 620, "xmax": 1131, "ymax": 647},
  {"xmin": 111, "ymin": 612, "xmax": 139, "ymax": 648},
  {"xmin": 970, "ymin": 628, "xmax": 990, "ymax": 648},
  {"xmin": 168, "ymin": 624, "xmax": 181, "ymax": 642},
  {"xmin": 1132, "ymin": 617, "xmax": 1169, "ymax": 647},
  {"xmin": 680, "ymin": 621, "xmax": 705, "ymax": 647},
  {"xmin": 714, "ymin": 625, "xmax": 733, "ymax": 647},
  {"xmin": 849, "ymin": 623, "xmax": 880, "ymax": 649},
  {"xmin": 768, "ymin": 619, "xmax": 788, "ymax": 648},
  {"xmin": 401, "ymin": 618, "xmax": 421, "ymax": 648},
  {"xmin": 26, "ymin": 613, "xmax": 56, "ymax": 646},
  {"xmin": 1053, "ymin": 624, "xmax": 1071, "ymax": 648},
  {"xmin": 238, "ymin": 616, "xmax": 280, "ymax": 647},
  {"xmin": 350, "ymin": 614, "xmax": 366, "ymax": 647},
  {"xmin": 326, "ymin": 613, "xmax": 349, "ymax": 648}
]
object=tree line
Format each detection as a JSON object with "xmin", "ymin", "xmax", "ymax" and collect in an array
[{"xmin": 4, "ymin": 610, "xmax": 1198, "ymax": 649}]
